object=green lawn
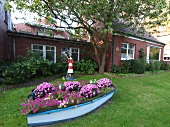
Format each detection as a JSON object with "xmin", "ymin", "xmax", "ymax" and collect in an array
[{"xmin": 0, "ymin": 72, "xmax": 170, "ymax": 127}]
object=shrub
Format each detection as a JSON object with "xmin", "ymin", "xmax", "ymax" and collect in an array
[
  {"xmin": 154, "ymin": 61, "xmax": 162, "ymax": 70},
  {"xmin": 130, "ymin": 59, "xmax": 145, "ymax": 74},
  {"xmin": 160, "ymin": 61, "xmax": 170, "ymax": 70},
  {"xmin": 0, "ymin": 51, "xmax": 67, "ymax": 85},
  {"xmin": 146, "ymin": 60, "xmax": 163, "ymax": 73},
  {"xmin": 75, "ymin": 59, "xmax": 98, "ymax": 74},
  {"xmin": 110, "ymin": 64, "xmax": 126, "ymax": 74}
]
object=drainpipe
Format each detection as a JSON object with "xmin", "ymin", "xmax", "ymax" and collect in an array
[
  {"xmin": 112, "ymin": 35, "xmax": 114, "ymax": 66},
  {"xmin": 13, "ymin": 36, "xmax": 16, "ymax": 60}
]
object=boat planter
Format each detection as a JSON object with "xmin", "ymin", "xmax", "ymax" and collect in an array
[{"xmin": 27, "ymin": 89, "xmax": 117, "ymax": 126}]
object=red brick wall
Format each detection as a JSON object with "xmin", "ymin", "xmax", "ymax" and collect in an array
[
  {"xmin": 105, "ymin": 35, "xmax": 165, "ymax": 72},
  {"xmin": 8, "ymin": 34, "xmax": 94, "ymax": 62},
  {"xmin": 14, "ymin": 23, "xmax": 36, "ymax": 34}
]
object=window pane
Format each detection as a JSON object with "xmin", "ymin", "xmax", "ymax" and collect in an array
[
  {"xmin": 51, "ymin": 47, "xmax": 54, "ymax": 51},
  {"xmin": 46, "ymin": 46, "xmax": 50, "ymax": 50},
  {"xmin": 149, "ymin": 47, "xmax": 159, "ymax": 60},
  {"xmin": 61, "ymin": 47, "xmax": 70, "ymax": 61},
  {"xmin": 46, "ymin": 51, "xmax": 54, "ymax": 61},
  {"xmin": 38, "ymin": 45, "xmax": 43, "ymax": 50},
  {"xmin": 72, "ymin": 48, "xmax": 78, "ymax": 53},
  {"xmin": 122, "ymin": 44, "xmax": 127, "ymax": 49},
  {"xmin": 33, "ymin": 45, "xmax": 37, "ymax": 49},
  {"xmin": 121, "ymin": 53, "xmax": 127, "ymax": 59},
  {"xmin": 72, "ymin": 53, "xmax": 78, "ymax": 61},
  {"xmin": 129, "ymin": 44, "xmax": 134, "ymax": 50},
  {"xmin": 33, "ymin": 50, "xmax": 43, "ymax": 57},
  {"xmin": 121, "ymin": 48, "xmax": 127, "ymax": 53}
]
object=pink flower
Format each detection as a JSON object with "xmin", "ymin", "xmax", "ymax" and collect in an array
[{"xmin": 22, "ymin": 109, "xmax": 27, "ymax": 114}]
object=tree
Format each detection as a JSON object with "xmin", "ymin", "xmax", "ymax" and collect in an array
[{"xmin": 5, "ymin": 0, "xmax": 168, "ymax": 73}]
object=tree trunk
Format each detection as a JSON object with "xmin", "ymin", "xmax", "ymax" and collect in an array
[{"xmin": 98, "ymin": 50, "xmax": 107, "ymax": 74}]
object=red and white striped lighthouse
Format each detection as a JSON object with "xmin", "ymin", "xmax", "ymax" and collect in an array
[{"xmin": 67, "ymin": 57, "xmax": 74, "ymax": 77}]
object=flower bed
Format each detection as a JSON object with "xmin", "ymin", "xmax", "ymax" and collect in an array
[{"xmin": 21, "ymin": 78, "xmax": 117, "ymax": 126}]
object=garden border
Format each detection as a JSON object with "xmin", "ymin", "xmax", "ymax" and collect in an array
[{"xmin": 0, "ymin": 74, "xmax": 65, "ymax": 93}]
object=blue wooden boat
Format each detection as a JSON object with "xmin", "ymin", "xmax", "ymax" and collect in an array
[{"xmin": 27, "ymin": 89, "xmax": 117, "ymax": 126}]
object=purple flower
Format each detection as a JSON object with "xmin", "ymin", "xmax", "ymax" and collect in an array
[
  {"xmin": 80, "ymin": 84, "xmax": 100, "ymax": 98},
  {"xmin": 96, "ymin": 78, "xmax": 112, "ymax": 89},
  {"xmin": 63, "ymin": 81, "xmax": 82, "ymax": 92},
  {"xmin": 33, "ymin": 82, "xmax": 57, "ymax": 99}
]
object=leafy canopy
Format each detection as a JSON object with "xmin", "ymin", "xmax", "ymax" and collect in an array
[{"xmin": 5, "ymin": 0, "xmax": 168, "ymax": 35}]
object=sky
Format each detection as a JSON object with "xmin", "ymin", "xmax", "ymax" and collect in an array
[{"xmin": 11, "ymin": 10, "xmax": 38, "ymax": 24}]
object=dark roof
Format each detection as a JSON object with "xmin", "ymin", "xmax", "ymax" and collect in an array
[
  {"xmin": 112, "ymin": 21, "xmax": 165, "ymax": 45},
  {"xmin": 7, "ymin": 31, "xmax": 91, "ymax": 46}
]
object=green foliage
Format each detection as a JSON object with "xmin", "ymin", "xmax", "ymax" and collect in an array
[
  {"xmin": 129, "ymin": 59, "xmax": 145, "ymax": 74},
  {"xmin": 75, "ymin": 59, "xmax": 98, "ymax": 74},
  {"xmin": 145, "ymin": 60, "xmax": 167, "ymax": 73},
  {"xmin": 160, "ymin": 61, "xmax": 170, "ymax": 70},
  {"xmin": 139, "ymin": 48, "xmax": 146, "ymax": 63},
  {"xmin": 110, "ymin": 64, "xmax": 128, "ymax": 74},
  {"xmin": 0, "ymin": 51, "xmax": 66, "ymax": 85}
]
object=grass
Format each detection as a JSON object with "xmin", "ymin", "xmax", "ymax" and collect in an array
[{"xmin": 0, "ymin": 72, "xmax": 170, "ymax": 127}]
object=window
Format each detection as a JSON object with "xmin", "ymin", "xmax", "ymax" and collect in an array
[
  {"xmin": 61, "ymin": 47, "xmax": 79, "ymax": 61},
  {"xmin": 32, "ymin": 44, "xmax": 56, "ymax": 62},
  {"xmin": 36, "ymin": 28, "xmax": 53, "ymax": 37},
  {"xmin": 149, "ymin": 47, "xmax": 160, "ymax": 60},
  {"xmin": 121, "ymin": 43, "xmax": 135, "ymax": 60}
]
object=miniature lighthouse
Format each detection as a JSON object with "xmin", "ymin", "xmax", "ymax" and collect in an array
[
  {"xmin": 67, "ymin": 56, "xmax": 74, "ymax": 78},
  {"xmin": 62, "ymin": 51, "xmax": 75, "ymax": 80}
]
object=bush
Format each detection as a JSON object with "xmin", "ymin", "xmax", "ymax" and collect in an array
[
  {"xmin": 154, "ymin": 61, "xmax": 162, "ymax": 70},
  {"xmin": 146, "ymin": 60, "xmax": 164, "ymax": 73},
  {"xmin": 130, "ymin": 59, "xmax": 145, "ymax": 74},
  {"xmin": 0, "ymin": 51, "xmax": 67, "ymax": 85},
  {"xmin": 160, "ymin": 61, "xmax": 170, "ymax": 70},
  {"xmin": 75, "ymin": 59, "xmax": 98, "ymax": 74},
  {"xmin": 110, "ymin": 64, "xmax": 127, "ymax": 74}
]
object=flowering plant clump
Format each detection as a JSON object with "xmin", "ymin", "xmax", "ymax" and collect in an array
[
  {"xmin": 80, "ymin": 84, "xmax": 101, "ymax": 98},
  {"xmin": 21, "ymin": 78, "xmax": 116, "ymax": 115},
  {"xmin": 33, "ymin": 82, "xmax": 57, "ymax": 99},
  {"xmin": 63, "ymin": 81, "xmax": 82, "ymax": 92},
  {"xmin": 96, "ymin": 78, "xmax": 112, "ymax": 89},
  {"xmin": 21, "ymin": 89, "xmax": 83, "ymax": 115}
]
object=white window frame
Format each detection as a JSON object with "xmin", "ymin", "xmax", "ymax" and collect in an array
[
  {"xmin": 31, "ymin": 44, "xmax": 56, "ymax": 62},
  {"xmin": 61, "ymin": 47, "xmax": 80, "ymax": 61},
  {"xmin": 121, "ymin": 43, "xmax": 135, "ymax": 60}
]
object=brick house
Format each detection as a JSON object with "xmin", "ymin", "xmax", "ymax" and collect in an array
[
  {"xmin": 105, "ymin": 34, "xmax": 165, "ymax": 71},
  {"xmin": 0, "ymin": 1, "xmax": 166, "ymax": 71},
  {"xmin": 5, "ymin": 19, "xmax": 165, "ymax": 71}
]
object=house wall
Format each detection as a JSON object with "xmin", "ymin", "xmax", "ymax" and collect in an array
[
  {"xmin": 7, "ymin": 33, "xmax": 94, "ymax": 63},
  {"xmin": 105, "ymin": 35, "xmax": 165, "ymax": 72}
]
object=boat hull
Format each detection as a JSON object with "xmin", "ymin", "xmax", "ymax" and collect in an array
[{"xmin": 27, "ymin": 89, "xmax": 117, "ymax": 126}]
